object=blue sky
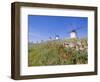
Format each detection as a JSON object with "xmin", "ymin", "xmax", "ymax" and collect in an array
[{"xmin": 28, "ymin": 15, "xmax": 88, "ymax": 43}]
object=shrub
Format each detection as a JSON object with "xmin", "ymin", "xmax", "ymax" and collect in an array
[{"xmin": 28, "ymin": 38, "xmax": 88, "ymax": 66}]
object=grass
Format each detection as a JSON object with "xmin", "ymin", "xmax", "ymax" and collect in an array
[{"xmin": 28, "ymin": 38, "xmax": 88, "ymax": 66}]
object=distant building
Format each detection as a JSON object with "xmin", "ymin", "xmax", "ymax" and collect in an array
[
  {"xmin": 49, "ymin": 37, "xmax": 52, "ymax": 40},
  {"xmin": 55, "ymin": 35, "xmax": 60, "ymax": 40},
  {"xmin": 70, "ymin": 30, "xmax": 77, "ymax": 38},
  {"xmin": 41, "ymin": 40, "xmax": 44, "ymax": 42}
]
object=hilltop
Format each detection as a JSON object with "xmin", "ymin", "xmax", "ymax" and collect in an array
[{"xmin": 28, "ymin": 38, "xmax": 88, "ymax": 66}]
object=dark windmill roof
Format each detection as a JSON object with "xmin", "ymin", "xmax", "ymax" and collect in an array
[
  {"xmin": 55, "ymin": 35, "xmax": 59, "ymax": 37},
  {"xmin": 71, "ymin": 30, "xmax": 76, "ymax": 33}
]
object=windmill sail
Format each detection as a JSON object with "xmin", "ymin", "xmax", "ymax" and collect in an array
[{"xmin": 65, "ymin": 24, "xmax": 85, "ymax": 38}]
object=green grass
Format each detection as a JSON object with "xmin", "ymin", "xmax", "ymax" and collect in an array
[{"xmin": 28, "ymin": 38, "xmax": 88, "ymax": 66}]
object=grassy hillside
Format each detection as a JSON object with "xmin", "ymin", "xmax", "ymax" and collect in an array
[{"xmin": 28, "ymin": 38, "xmax": 88, "ymax": 66}]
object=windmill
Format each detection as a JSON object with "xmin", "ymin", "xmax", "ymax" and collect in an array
[
  {"xmin": 49, "ymin": 36, "xmax": 52, "ymax": 40},
  {"xmin": 55, "ymin": 34, "xmax": 60, "ymax": 40},
  {"xmin": 67, "ymin": 24, "xmax": 84, "ymax": 39},
  {"xmin": 70, "ymin": 30, "xmax": 77, "ymax": 38}
]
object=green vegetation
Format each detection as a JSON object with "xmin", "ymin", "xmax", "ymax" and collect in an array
[{"xmin": 28, "ymin": 38, "xmax": 88, "ymax": 66}]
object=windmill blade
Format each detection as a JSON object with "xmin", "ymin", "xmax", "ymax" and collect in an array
[
  {"xmin": 66, "ymin": 28, "xmax": 77, "ymax": 34},
  {"xmin": 66, "ymin": 26, "xmax": 85, "ymax": 35},
  {"xmin": 66, "ymin": 31, "xmax": 72, "ymax": 34},
  {"xmin": 74, "ymin": 26, "xmax": 84, "ymax": 31},
  {"xmin": 70, "ymin": 26, "xmax": 84, "ymax": 32},
  {"xmin": 65, "ymin": 24, "xmax": 75, "ymax": 33}
]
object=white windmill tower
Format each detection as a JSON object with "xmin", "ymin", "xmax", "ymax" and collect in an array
[
  {"xmin": 70, "ymin": 30, "xmax": 77, "ymax": 38},
  {"xmin": 55, "ymin": 35, "xmax": 60, "ymax": 40},
  {"xmin": 67, "ymin": 24, "xmax": 84, "ymax": 39}
]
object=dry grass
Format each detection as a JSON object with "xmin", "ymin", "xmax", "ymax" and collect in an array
[{"xmin": 28, "ymin": 38, "xmax": 88, "ymax": 66}]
